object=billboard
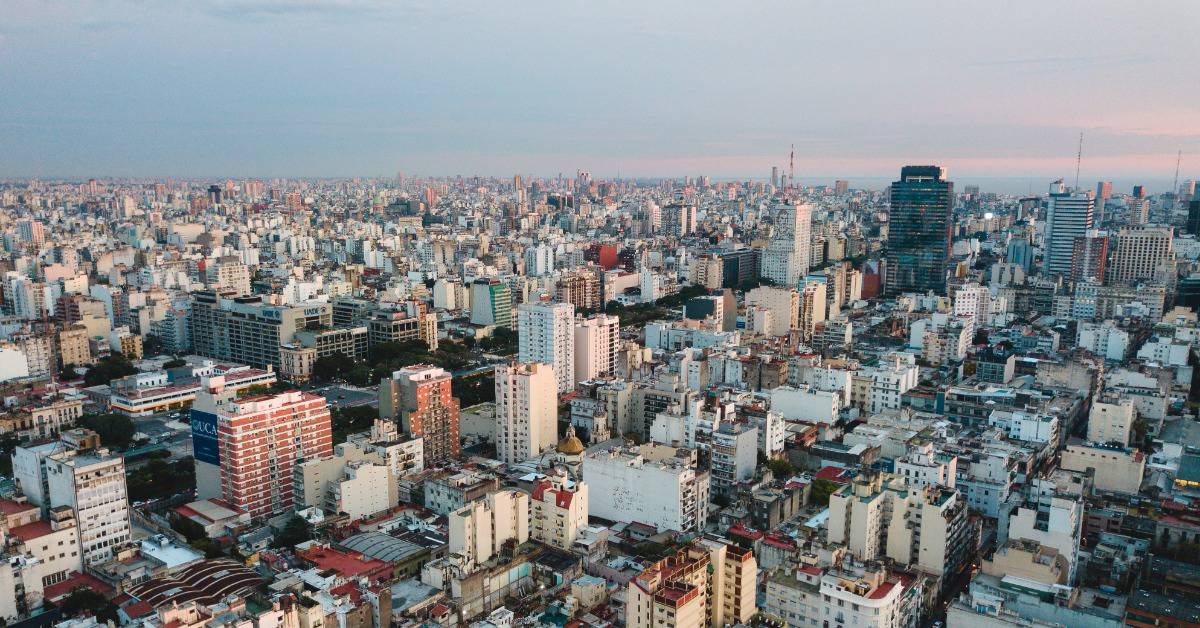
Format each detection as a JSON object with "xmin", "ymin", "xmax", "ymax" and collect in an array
[{"xmin": 191, "ymin": 410, "xmax": 221, "ymax": 466}]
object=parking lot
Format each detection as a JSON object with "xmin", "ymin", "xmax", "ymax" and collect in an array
[{"xmin": 310, "ymin": 384, "xmax": 377, "ymax": 409}]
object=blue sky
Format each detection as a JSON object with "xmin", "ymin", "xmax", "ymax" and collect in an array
[{"xmin": 2, "ymin": 0, "xmax": 1198, "ymax": 185}]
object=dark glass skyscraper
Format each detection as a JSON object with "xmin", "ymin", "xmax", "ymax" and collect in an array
[
  {"xmin": 1187, "ymin": 200, "xmax": 1200, "ymax": 236},
  {"xmin": 886, "ymin": 165, "xmax": 953, "ymax": 295}
]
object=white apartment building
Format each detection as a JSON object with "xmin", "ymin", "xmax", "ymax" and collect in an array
[
  {"xmin": 797, "ymin": 281, "xmax": 827, "ymax": 341},
  {"xmin": 582, "ymin": 444, "xmax": 709, "ymax": 533},
  {"xmin": 765, "ymin": 564, "xmax": 922, "ymax": 628},
  {"xmin": 530, "ymin": 476, "xmax": 588, "ymax": 550},
  {"xmin": 573, "ymin": 314, "xmax": 619, "ymax": 384},
  {"xmin": 1087, "ymin": 397, "xmax": 1135, "ymax": 447},
  {"xmin": 447, "ymin": 489, "xmax": 529, "ymax": 570},
  {"xmin": 45, "ymin": 448, "xmax": 132, "ymax": 566},
  {"xmin": 745, "ymin": 286, "xmax": 799, "ymax": 337},
  {"xmin": 1076, "ymin": 321, "xmax": 1130, "ymax": 362},
  {"xmin": 1007, "ymin": 477, "xmax": 1083, "ymax": 584},
  {"xmin": 494, "ymin": 362, "xmax": 558, "ymax": 464},
  {"xmin": 517, "ymin": 300, "xmax": 575, "ymax": 394},
  {"xmin": 860, "ymin": 352, "xmax": 920, "ymax": 414}
]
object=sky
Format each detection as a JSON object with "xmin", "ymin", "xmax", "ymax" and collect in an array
[{"xmin": 2, "ymin": 0, "xmax": 1199, "ymax": 189}]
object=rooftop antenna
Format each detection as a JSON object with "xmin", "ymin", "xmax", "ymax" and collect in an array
[
  {"xmin": 1074, "ymin": 131, "xmax": 1083, "ymax": 191},
  {"xmin": 1173, "ymin": 149, "xmax": 1182, "ymax": 194},
  {"xmin": 789, "ymin": 144, "xmax": 795, "ymax": 190}
]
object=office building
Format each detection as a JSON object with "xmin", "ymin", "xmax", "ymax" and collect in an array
[
  {"xmin": 517, "ymin": 300, "xmax": 575, "ymax": 394},
  {"xmin": 1106, "ymin": 226, "xmax": 1175, "ymax": 287},
  {"xmin": 191, "ymin": 379, "xmax": 333, "ymax": 520},
  {"xmin": 886, "ymin": 165, "xmax": 953, "ymax": 295},
  {"xmin": 1042, "ymin": 180, "xmax": 1095, "ymax": 278},
  {"xmin": 379, "ymin": 365, "xmax": 461, "ymax": 466},
  {"xmin": 470, "ymin": 278, "xmax": 513, "ymax": 328},
  {"xmin": 190, "ymin": 290, "xmax": 332, "ymax": 369},
  {"xmin": 494, "ymin": 362, "xmax": 557, "ymax": 464}
]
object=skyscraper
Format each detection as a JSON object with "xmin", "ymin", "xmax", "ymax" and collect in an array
[
  {"xmin": 517, "ymin": 300, "xmax": 575, "ymax": 394},
  {"xmin": 1187, "ymin": 200, "xmax": 1200, "ymax": 236},
  {"xmin": 760, "ymin": 201, "xmax": 812, "ymax": 287},
  {"xmin": 494, "ymin": 362, "xmax": 558, "ymax": 464},
  {"xmin": 379, "ymin": 364, "xmax": 461, "ymax": 466},
  {"xmin": 1042, "ymin": 180, "xmax": 1095, "ymax": 278},
  {"xmin": 886, "ymin": 165, "xmax": 953, "ymax": 295}
]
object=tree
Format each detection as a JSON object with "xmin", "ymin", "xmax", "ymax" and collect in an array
[
  {"xmin": 58, "ymin": 588, "xmax": 118, "ymax": 623},
  {"xmin": 809, "ymin": 479, "xmax": 840, "ymax": 507},
  {"xmin": 767, "ymin": 459, "xmax": 796, "ymax": 479},
  {"xmin": 142, "ymin": 334, "xmax": 165, "ymax": 357},
  {"xmin": 83, "ymin": 354, "xmax": 138, "ymax": 387},
  {"xmin": 312, "ymin": 352, "xmax": 355, "ymax": 382},
  {"xmin": 274, "ymin": 516, "xmax": 313, "ymax": 548},
  {"xmin": 453, "ymin": 373, "xmax": 495, "ymax": 408},
  {"xmin": 163, "ymin": 358, "xmax": 187, "ymax": 369},
  {"xmin": 331, "ymin": 406, "xmax": 378, "ymax": 444},
  {"xmin": 78, "ymin": 413, "xmax": 137, "ymax": 450}
]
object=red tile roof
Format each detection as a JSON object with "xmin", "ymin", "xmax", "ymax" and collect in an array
[
  {"xmin": 44, "ymin": 572, "xmax": 114, "ymax": 601},
  {"xmin": 0, "ymin": 500, "xmax": 38, "ymax": 516},
  {"xmin": 9, "ymin": 521, "xmax": 55, "ymax": 542}
]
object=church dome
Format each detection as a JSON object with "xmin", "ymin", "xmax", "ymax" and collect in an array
[{"xmin": 557, "ymin": 426, "xmax": 585, "ymax": 455}]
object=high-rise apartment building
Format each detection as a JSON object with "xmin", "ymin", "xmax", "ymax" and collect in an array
[
  {"xmin": 827, "ymin": 470, "xmax": 971, "ymax": 586},
  {"xmin": 555, "ymin": 271, "xmax": 601, "ymax": 312},
  {"xmin": 626, "ymin": 539, "xmax": 757, "ymax": 628},
  {"xmin": 494, "ymin": 362, "xmax": 558, "ymax": 464},
  {"xmin": 744, "ymin": 286, "xmax": 799, "ymax": 338},
  {"xmin": 190, "ymin": 290, "xmax": 332, "ymax": 369},
  {"xmin": 886, "ymin": 165, "xmax": 953, "ymax": 295},
  {"xmin": 1070, "ymin": 230, "xmax": 1109, "ymax": 284},
  {"xmin": 469, "ymin": 278, "xmax": 513, "ymax": 328},
  {"xmin": 517, "ymin": 300, "xmax": 575, "ymax": 394},
  {"xmin": 760, "ymin": 202, "xmax": 812, "ymax": 287},
  {"xmin": 379, "ymin": 365, "xmax": 461, "ymax": 466},
  {"xmin": 191, "ymin": 379, "xmax": 333, "ymax": 520},
  {"xmin": 1042, "ymin": 180, "xmax": 1095, "ymax": 278},
  {"xmin": 205, "ymin": 256, "xmax": 251, "ymax": 296},
  {"xmin": 573, "ymin": 314, "xmax": 619, "ymax": 384}
]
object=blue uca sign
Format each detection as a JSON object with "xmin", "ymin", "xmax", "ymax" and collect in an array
[{"xmin": 191, "ymin": 410, "xmax": 221, "ymax": 466}]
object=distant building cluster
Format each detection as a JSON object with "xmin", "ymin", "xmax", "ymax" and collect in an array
[{"xmin": 0, "ymin": 168, "xmax": 1199, "ymax": 627}]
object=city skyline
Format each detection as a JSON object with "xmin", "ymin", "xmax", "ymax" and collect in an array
[{"xmin": 4, "ymin": 0, "xmax": 1198, "ymax": 183}]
